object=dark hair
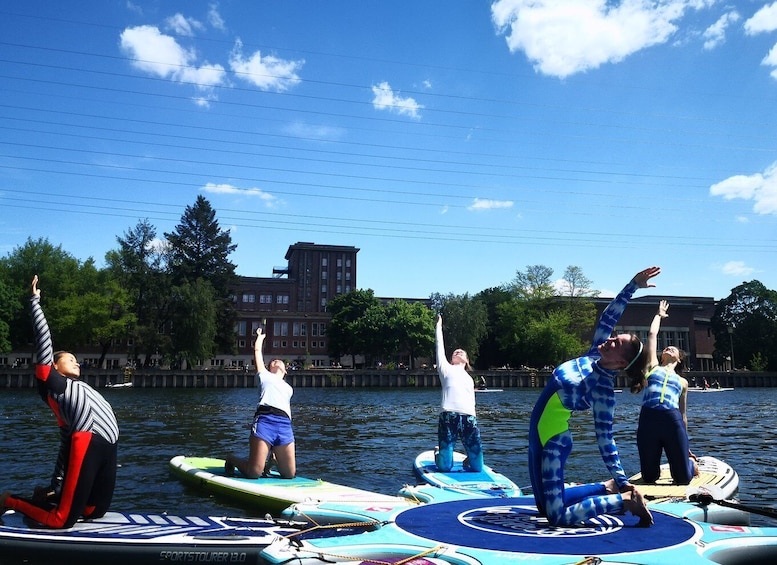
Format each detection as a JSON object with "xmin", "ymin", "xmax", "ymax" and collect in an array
[
  {"xmin": 624, "ymin": 334, "xmax": 650, "ymax": 393},
  {"xmin": 672, "ymin": 348, "xmax": 687, "ymax": 375},
  {"xmin": 53, "ymin": 351, "xmax": 74, "ymax": 364}
]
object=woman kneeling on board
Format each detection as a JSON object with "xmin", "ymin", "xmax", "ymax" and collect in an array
[
  {"xmin": 225, "ymin": 327, "xmax": 296, "ymax": 479},
  {"xmin": 633, "ymin": 300, "xmax": 698, "ymax": 485},
  {"xmin": 528, "ymin": 268, "xmax": 657, "ymax": 527}
]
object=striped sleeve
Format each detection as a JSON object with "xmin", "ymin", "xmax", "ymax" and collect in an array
[{"xmin": 30, "ymin": 295, "xmax": 53, "ymax": 367}]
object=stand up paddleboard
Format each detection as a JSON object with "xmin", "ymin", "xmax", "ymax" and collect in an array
[
  {"xmin": 0, "ymin": 509, "xmax": 305, "ymax": 565},
  {"xmin": 412, "ymin": 450, "xmax": 521, "ymax": 498},
  {"xmin": 629, "ymin": 455, "xmax": 739, "ymax": 501},
  {"xmin": 170, "ymin": 456, "xmax": 408, "ymax": 515}
]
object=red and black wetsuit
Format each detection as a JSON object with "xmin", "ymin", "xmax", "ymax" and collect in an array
[{"xmin": 4, "ymin": 295, "xmax": 120, "ymax": 528}]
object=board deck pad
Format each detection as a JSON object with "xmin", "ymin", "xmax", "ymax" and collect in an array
[
  {"xmin": 629, "ymin": 456, "xmax": 739, "ymax": 500},
  {"xmin": 413, "ymin": 449, "xmax": 521, "ymax": 498},
  {"xmin": 0, "ymin": 509, "xmax": 302, "ymax": 565},
  {"xmin": 170, "ymin": 456, "xmax": 406, "ymax": 514}
]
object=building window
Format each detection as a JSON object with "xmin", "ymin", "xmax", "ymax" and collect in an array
[
  {"xmin": 319, "ymin": 323, "xmax": 326, "ymax": 336},
  {"xmin": 277, "ymin": 294, "xmax": 290, "ymax": 304},
  {"xmin": 319, "ymin": 341, "xmax": 326, "ymax": 348},
  {"xmin": 242, "ymin": 293, "xmax": 256, "ymax": 303},
  {"xmin": 260, "ymin": 294, "xmax": 272, "ymax": 304},
  {"xmin": 321, "ymin": 284, "xmax": 327, "ymax": 294},
  {"xmin": 321, "ymin": 271, "xmax": 327, "ymax": 279},
  {"xmin": 345, "ymin": 285, "xmax": 351, "ymax": 293},
  {"xmin": 237, "ymin": 321, "xmax": 247, "ymax": 336},
  {"xmin": 311, "ymin": 341, "xmax": 317, "ymax": 349},
  {"xmin": 274, "ymin": 322, "xmax": 288, "ymax": 336},
  {"xmin": 346, "ymin": 259, "xmax": 351, "ymax": 267},
  {"xmin": 293, "ymin": 341, "xmax": 299, "ymax": 348},
  {"xmin": 238, "ymin": 339, "xmax": 246, "ymax": 348},
  {"xmin": 312, "ymin": 323, "xmax": 318, "ymax": 336},
  {"xmin": 321, "ymin": 298, "xmax": 327, "ymax": 308},
  {"xmin": 345, "ymin": 272, "xmax": 351, "ymax": 281},
  {"xmin": 336, "ymin": 272, "xmax": 342, "ymax": 281},
  {"xmin": 293, "ymin": 322, "xmax": 301, "ymax": 337},
  {"xmin": 336, "ymin": 284, "xmax": 342, "ymax": 294},
  {"xmin": 337, "ymin": 258, "xmax": 342, "ymax": 267},
  {"xmin": 273, "ymin": 340, "xmax": 280, "ymax": 348},
  {"xmin": 322, "ymin": 258, "xmax": 328, "ymax": 267}
]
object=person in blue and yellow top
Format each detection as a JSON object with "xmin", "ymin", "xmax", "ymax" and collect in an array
[
  {"xmin": 634, "ymin": 300, "xmax": 698, "ymax": 485},
  {"xmin": 528, "ymin": 267, "xmax": 660, "ymax": 527}
]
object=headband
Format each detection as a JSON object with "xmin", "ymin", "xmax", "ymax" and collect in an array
[{"xmin": 624, "ymin": 341, "xmax": 644, "ymax": 370}]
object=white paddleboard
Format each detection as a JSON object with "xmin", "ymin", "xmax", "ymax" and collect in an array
[
  {"xmin": 412, "ymin": 449, "xmax": 521, "ymax": 498},
  {"xmin": 629, "ymin": 455, "xmax": 739, "ymax": 501}
]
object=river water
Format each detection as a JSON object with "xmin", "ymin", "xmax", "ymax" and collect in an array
[{"xmin": 1, "ymin": 387, "xmax": 775, "ymax": 529}]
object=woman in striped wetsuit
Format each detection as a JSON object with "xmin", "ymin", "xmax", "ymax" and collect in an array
[
  {"xmin": 1, "ymin": 276, "xmax": 120, "ymax": 528},
  {"xmin": 635, "ymin": 300, "xmax": 698, "ymax": 485},
  {"xmin": 527, "ymin": 267, "xmax": 660, "ymax": 527}
]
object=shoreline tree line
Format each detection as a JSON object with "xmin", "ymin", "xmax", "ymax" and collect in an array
[{"xmin": 1, "ymin": 197, "xmax": 775, "ymax": 371}]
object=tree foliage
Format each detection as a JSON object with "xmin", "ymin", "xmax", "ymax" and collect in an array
[
  {"xmin": 712, "ymin": 280, "xmax": 777, "ymax": 371},
  {"xmin": 430, "ymin": 292, "xmax": 488, "ymax": 366},
  {"xmin": 164, "ymin": 196, "xmax": 238, "ymax": 355}
]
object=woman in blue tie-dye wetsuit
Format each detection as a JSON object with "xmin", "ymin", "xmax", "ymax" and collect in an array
[
  {"xmin": 634, "ymin": 300, "xmax": 698, "ymax": 485},
  {"xmin": 528, "ymin": 267, "xmax": 660, "ymax": 527}
]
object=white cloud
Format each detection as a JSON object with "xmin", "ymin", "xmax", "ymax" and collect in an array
[
  {"xmin": 208, "ymin": 3, "xmax": 226, "ymax": 31},
  {"xmin": 202, "ymin": 183, "xmax": 278, "ymax": 206},
  {"xmin": 229, "ymin": 39, "xmax": 303, "ymax": 92},
  {"xmin": 702, "ymin": 11, "xmax": 740, "ymax": 50},
  {"xmin": 283, "ymin": 121, "xmax": 346, "ymax": 141},
  {"xmin": 490, "ymin": 0, "xmax": 701, "ymax": 78},
  {"xmin": 165, "ymin": 13, "xmax": 204, "ymax": 37},
  {"xmin": 467, "ymin": 198, "xmax": 514, "ymax": 211},
  {"xmin": 719, "ymin": 261, "xmax": 756, "ymax": 277},
  {"xmin": 710, "ymin": 163, "xmax": 777, "ymax": 214},
  {"xmin": 119, "ymin": 25, "xmax": 226, "ymax": 105},
  {"xmin": 735, "ymin": 215, "xmax": 749, "ymax": 223},
  {"xmin": 371, "ymin": 82, "xmax": 423, "ymax": 119},
  {"xmin": 744, "ymin": 2, "xmax": 777, "ymax": 35}
]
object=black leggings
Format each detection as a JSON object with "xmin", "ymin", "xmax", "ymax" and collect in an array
[{"xmin": 637, "ymin": 406, "xmax": 693, "ymax": 485}]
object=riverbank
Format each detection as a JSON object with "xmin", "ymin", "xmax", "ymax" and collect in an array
[{"xmin": 1, "ymin": 368, "xmax": 775, "ymax": 388}]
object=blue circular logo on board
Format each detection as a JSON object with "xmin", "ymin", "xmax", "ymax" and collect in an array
[
  {"xmin": 458, "ymin": 504, "xmax": 623, "ymax": 538},
  {"xmin": 393, "ymin": 496, "xmax": 697, "ymax": 555}
]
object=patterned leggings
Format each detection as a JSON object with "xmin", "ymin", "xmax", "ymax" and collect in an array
[
  {"xmin": 435, "ymin": 411, "xmax": 483, "ymax": 472},
  {"xmin": 529, "ymin": 429, "xmax": 624, "ymax": 526}
]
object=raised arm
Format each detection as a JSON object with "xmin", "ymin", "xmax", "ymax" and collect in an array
[
  {"xmin": 647, "ymin": 300, "xmax": 669, "ymax": 369},
  {"xmin": 30, "ymin": 275, "xmax": 53, "ymax": 367},
  {"xmin": 253, "ymin": 328, "xmax": 268, "ymax": 373},
  {"xmin": 435, "ymin": 315, "xmax": 448, "ymax": 369}
]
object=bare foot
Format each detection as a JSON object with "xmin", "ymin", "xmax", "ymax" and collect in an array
[
  {"xmin": 691, "ymin": 458, "xmax": 700, "ymax": 477},
  {"xmin": 623, "ymin": 490, "xmax": 653, "ymax": 527},
  {"xmin": 603, "ymin": 479, "xmax": 617, "ymax": 494}
]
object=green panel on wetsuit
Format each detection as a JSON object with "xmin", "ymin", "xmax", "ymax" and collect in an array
[{"xmin": 537, "ymin": 391, "xmax": 571, "ymax": 446}]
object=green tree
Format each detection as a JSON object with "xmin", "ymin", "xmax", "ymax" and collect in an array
[
  {"xmin": 0, "ymin": 238, "xmax": 91, "ymax": 350},
  {"xmin": 106, "ymin": 220, "xmax": 171, "ymax": 366},
  {"xmin": 712, "ymin": 280, "xmax": 777, "ymax": 371},
  {"xmin": 384, "ymin": 299, "xmax": 435, "ymax": 369},
  {"xmin": 474, "ymin": 286, "xmax": 513, "ymax": 369},
  {"xmin": 560, "ymin": 265, "xmax": 599, "ymax": 341},
  {"xmin": 510, "ymin": 264, "xmax": 555, "ymax": 302},
  {"xmin": 430, "ymin": 292, "xmax": 488, "ymax": 367},
  {"xmin": 169, "ymin": 279, "xmax": 218, "ymax": 369},
  {"xmin": 326, "ymin": 289, "xmax": 382, "ymax": 367},
  {"xmin": 165, "ymin": 196, "xmax": 238, "ymax": 355},
  {"xmin": 0, "ymin": 278, "xmax": 14, "ymax": 353}
]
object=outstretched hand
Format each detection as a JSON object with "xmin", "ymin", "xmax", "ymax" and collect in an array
[
  {"xmin": 31, "ymin": 275, "xmax": 40, "ymax": 298},
  {"xmin": 633, "ymin": 266, "xmax": 661, "ymax": 288}
]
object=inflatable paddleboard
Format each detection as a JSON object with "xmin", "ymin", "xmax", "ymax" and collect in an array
[
  {"xmin": 688, "ymin": 387, "xmax": 734, "ymax": 392},
  {"xmin": 629, "ymin": 455, "xmax": 739, "ymax": 501},
  {"xmin": 261, "ymin": 494, "xmax": 777, "ymax": 565},
  {"xmin": 0, "ymin": 509, "xmax": 303, "ymax": 565},
  {"xmin": 474, "ymin": 388, "xmax": 503, "ymax": 393},
  {"xmin": 170, "ymin": 456, "xmax": 409, "ymax": 515},
  {"xmin": 412, "ymin": 450, "xmax": 521, "ymax": 498}
]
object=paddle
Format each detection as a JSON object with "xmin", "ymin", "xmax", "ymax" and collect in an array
[{"xmin": 688, "ymin": 485, "xmax": 777, "ymax": 521}]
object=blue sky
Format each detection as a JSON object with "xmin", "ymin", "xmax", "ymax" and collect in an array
[{"xmin": 1, "ymin": 1, "xmax": 776, "ymax": 300}]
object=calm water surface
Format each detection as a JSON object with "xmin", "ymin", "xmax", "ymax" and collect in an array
[{"xmin": 1, "ymin": 386, "xmax": 775, "ymax": 527}]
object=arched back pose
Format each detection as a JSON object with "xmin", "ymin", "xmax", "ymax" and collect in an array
[
  {"xmin": 225, "ymin": 327, "xmax": 296, "ymax": 479},
  {"xmin": 1, "ymin": 276, "xmax": 120, "ymax": 528},
  {"xmin": 527, "ymin": 267, "xmax": 660, "ymax": 527},
  {"xmin": 434, "ymin": 314, "xmax": 483, "ymax": 473},
  {"xmin": 634, "ymin": 300, "xmax": 697, "ymax": 485}
]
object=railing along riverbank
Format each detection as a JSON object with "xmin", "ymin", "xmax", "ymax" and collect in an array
[{"xmin": 1, "ymin": 368, "xmax": 776, "ymax": 389}]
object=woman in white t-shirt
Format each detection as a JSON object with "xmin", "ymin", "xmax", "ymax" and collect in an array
[
  {"xmin": 434, "ymin": 314, "xmax": 483, "ymax": 472},
  {"xmin": 225, "ymin": 328, "xmax": 296, "ymax": 479}
]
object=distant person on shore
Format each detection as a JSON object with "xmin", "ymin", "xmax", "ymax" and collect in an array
[
  {"xmin": 1, "ymin": 276, "xmax": 120, "ymax": 528},
  {"xmin": 225, "ymin": 327, "xmax": 296, "ymax": 479},
  {"xmin": 633, "ymin": 300, "xmax": 698, "ymax": 485},
  {"xmin": 434, "ymin": 314, "xmax": 483, "ymax": 472},
  {"xmin": 528, "ymin": 267, "xmax": 660, "ymax": 527}
]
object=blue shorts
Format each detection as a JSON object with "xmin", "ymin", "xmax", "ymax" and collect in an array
[{"xmin": 251, "ymin": 413, "xmax": 295, "ymax": 447}]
